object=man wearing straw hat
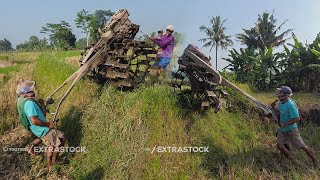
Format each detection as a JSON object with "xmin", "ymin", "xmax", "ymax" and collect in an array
[{"xmin": 149, "ymin": 25, "xmax": 175, "ymax": 75}]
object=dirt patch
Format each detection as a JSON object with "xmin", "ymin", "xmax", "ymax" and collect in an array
[
  {"xmin": 0, "ymin": 74, "xmax": 5, "ymax": 81},
  {"xmin": 65, "ymin": 56, "xmax": 81, "ymax": 67},
  {"xmin": 0, "ymin": 61, "xmax": 15, "ymax": 68},
  {"xmin": 299, "ymin": 104, "xmax": 320, "ymax": 125},
  {"xmin": 0, "ymin": 126, "xmax": 33, "ymax": 179}
]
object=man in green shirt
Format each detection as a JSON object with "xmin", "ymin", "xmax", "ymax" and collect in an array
[{"xmin": 272, "ymin": 86, "xmax": 317, "ymax": 166}]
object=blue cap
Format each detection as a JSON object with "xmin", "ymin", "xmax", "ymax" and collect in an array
[
  {"xmin": 276, "ymin": 86, "xmax": 292, "ymax": 96},
  {"xmin": 18, "ymin": 86, "xmax": 33, "ymax": 95}
]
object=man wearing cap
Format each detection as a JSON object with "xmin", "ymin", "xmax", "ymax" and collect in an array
[
  {"xmin": 18, "ymin": 85, "xmax": 66, "ymax": 171},
  {"xmin": 156, "ymin": 29, "xmax": 164, "ymax": 40},
  {"xmin": 149, "ymin": 25, "xmax": 175, "ymax": 74},
  {"xmin": 271, "ymin": 86, "xmax": 317, "ymax": 166},
  {"xmin": 156, "ymin": 29, "xmax": 164, "ymax": 56}
]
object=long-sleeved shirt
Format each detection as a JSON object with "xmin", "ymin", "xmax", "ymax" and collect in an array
[{"xmin": 153, "ymin": 34, "xmax": 174, "ymax": 58}]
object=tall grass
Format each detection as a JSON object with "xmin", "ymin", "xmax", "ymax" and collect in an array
[
  {"xmin": 0, "ymin": 52, "xmax": 36, "ymax": 133},
  {"xmin": 0, "ymin": 51, "xmax": 319, "ymax": 179},
  {"xmin": 54, "ymin": 84, "xmax": 319, "ymax": 179},
  {"xmin": 33, "ymin": 50, "xmax": 97, "ymax": 118},
  {"xmin": 62, "ymin": 85, "xmax": 206, "ymax": 179},
  {"xmin": 233, "ymin": 83, "xmax": 320, "ymax": 105}
]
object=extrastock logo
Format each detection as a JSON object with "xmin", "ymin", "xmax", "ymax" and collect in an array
[{"xmin": 145, "ymin": 145, "xmax": 209, "ymax": 154}]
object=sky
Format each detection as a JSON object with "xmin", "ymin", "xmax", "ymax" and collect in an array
[{"xmin": 1, "ymin": 0, "xmax": 320, "ymax": 69}]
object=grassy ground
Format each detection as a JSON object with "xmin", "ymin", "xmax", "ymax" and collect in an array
[
  {"xmin": 235, "ymin": 82, "xmax": 320, "ymax": 105},
  {"xmin": 0, "ymin": 51, "xmax": 319, "ymax": 179},
  {"xmin": 0, "ymin": 52, "xmax": 38, "ymax": 133}
]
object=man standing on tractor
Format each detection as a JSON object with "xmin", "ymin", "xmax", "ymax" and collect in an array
[
  {"xmin": 156, "ymin": 29, "xmax": 164, "ymax": 39},
  {"xmin": 149, "ymin": 25, "xmax": 175, "ymax": 76},
  {"xmin": 271, "ymin": 86, "xmax": 317, "ymax": 167},
  {"xmin": 156, "ymin": 29, "xmax": 164, "ymax": 56}
]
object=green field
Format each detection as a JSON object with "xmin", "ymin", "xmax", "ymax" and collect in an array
[{"xmin": 0, "ymin": 51, "xmax": 319, "ymax": 179}]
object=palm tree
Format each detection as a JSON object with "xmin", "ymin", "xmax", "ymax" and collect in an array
[
  {"xmin": 236, "ymin": 11, "xmax": 292, "ymax": 50},
  {"xmin": 199, "ymin": 16, "xmax": 233, "ymax": 70}
]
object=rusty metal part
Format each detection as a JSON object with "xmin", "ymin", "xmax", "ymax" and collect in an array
[
  {"xmin": 172, "ymin": 44, "xmax": 278, "ymax": 119},
  {"xmin": 172, "ymin": 44, "xmax": 228, "ymax": 111},
  {"xmin": 46, "ymin": 9, "xmax": 157, "ymax": 122},
  {"xmin": 81, "ymin": 39, "xmax": 157, "ymax": 87}
]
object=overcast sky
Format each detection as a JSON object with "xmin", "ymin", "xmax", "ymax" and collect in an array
[{"xmin": 1, "ymin": 0, "xmax": 319, "ymax": 69}]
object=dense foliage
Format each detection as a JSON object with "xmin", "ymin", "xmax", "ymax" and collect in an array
[
  {"xmin": 16, "ymin": 36, "xmax": 48, "ymax": 51},
  {"xmin": 75, "ymin": 9, "xmax": 114, "ymax": 45},
  {"xmin": 0, "ymin": 38, "xmax": 13, "ymax": 51},
  {"xmin": 224, "ymin": 32, "xmax": 320, "ymax": 92},
  {"xmin": 216, "ymin": 11, "xmax": 320, "ymax": 92},
  {"xmin": 236, "ymin": 11, "xmax": 292, "ymax": 50},
  {"xmin": 40, "ymin": 21, "xmax": 76, "ymax": 50}
]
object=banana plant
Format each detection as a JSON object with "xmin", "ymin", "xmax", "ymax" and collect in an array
[
  {"xmin": 223, "ymin": 48, "xmax": 257, "ymax": 82},
  {"xmin": 310, "ymin": 43, "xmax": 320, "ymax": 59},
  {"xmin": 253, "ymin": 47, "xmax": 282, "ymax": 90}
]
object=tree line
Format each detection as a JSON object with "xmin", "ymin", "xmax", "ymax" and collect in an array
[
  {"xmin": 199, "ymin": 11, "xmax": 320, "ymax": 92},
  {"xmin": 1, "ymin": 9, "xmax": 115, "ymax": 52},
  {"xmin": 3, "ymin": 9, "xmax": 183, "ymax": 52}
]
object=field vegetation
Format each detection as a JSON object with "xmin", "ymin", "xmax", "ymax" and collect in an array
[{"xmin": 0, "ymin": 51, "xmax": 319, "ymax": 179}]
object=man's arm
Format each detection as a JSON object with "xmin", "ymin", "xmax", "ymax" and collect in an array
[
  {"xmin": 280, "ymin": 104, "xmax": 300, "ymax": 127},
  {"xmin": 153, "ymin": 36, "xmax": 174, "ymax": 48},
  {"xmin": 270, "ymin": 100, "xmax": 280, "ymax": 119},
  {"xmin": 29, "ymin": 116, "xmax": 54, "ymax": 128},
  {"xmin": 271, "ymin": 106, "xmax": 279, "ymax": 116},
  {"xmin": 271, "ymin": 106, "xmax": 281, "ymax": 126},
  {"xmin": 38, "ymin": 99, "xmax": 46, "ymax": 117},
  {"xmin": 280, "ymin": 117, "xmax": 300, "ymax": 127},
  {"xmin": 25, "ymin": 101, "xmax": 54, "ymax": 128}
]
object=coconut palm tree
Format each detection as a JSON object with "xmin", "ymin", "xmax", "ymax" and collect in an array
[
  {"xmin": 199, "ymin": 16, "xmax": 233, "ymax": 70},
  {"xmin": 236, "ymin": 11, "xmax": 292, "ymax": 50}
]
